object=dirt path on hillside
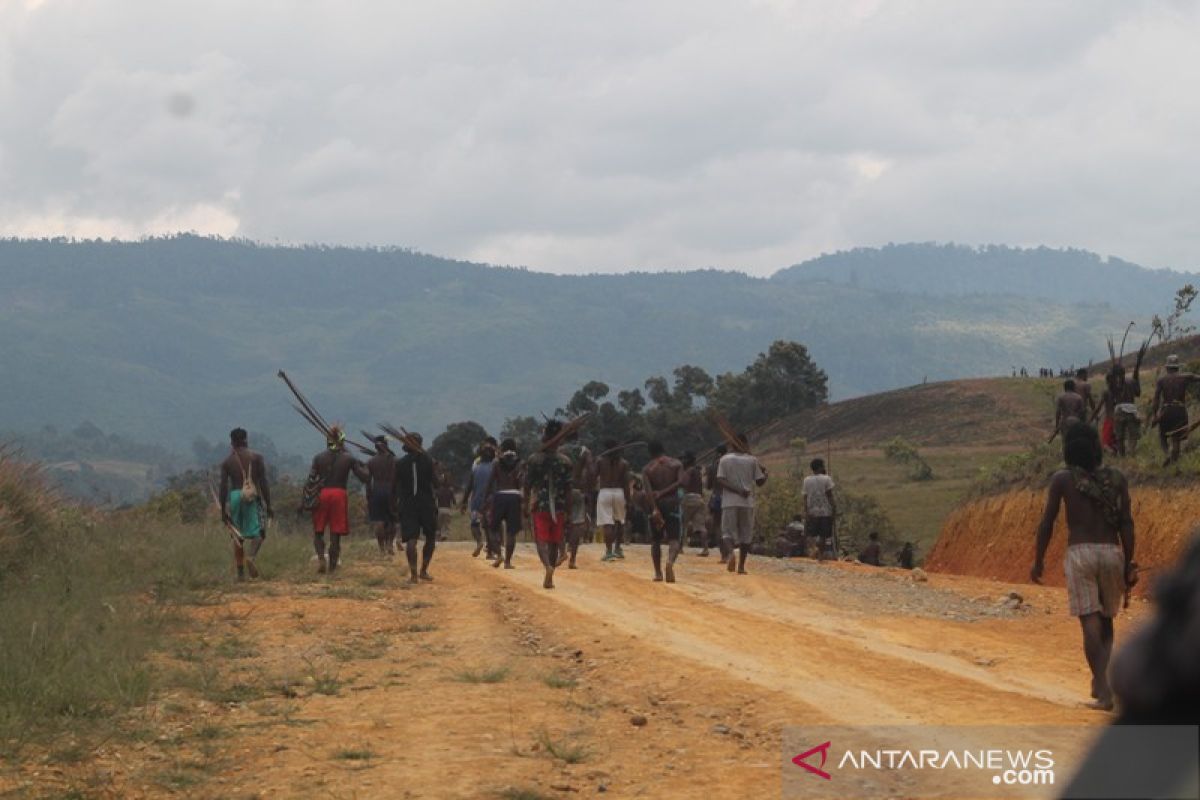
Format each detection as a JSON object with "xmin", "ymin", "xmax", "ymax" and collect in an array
[{"xmin": 7, "ymin": 542, "xmax": 1149, "ymax": 799}]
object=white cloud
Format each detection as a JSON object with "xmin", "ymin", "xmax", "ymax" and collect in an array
[{"xmin": 1, "ymin": 0, "xmax": 1198, "ymax": 273}]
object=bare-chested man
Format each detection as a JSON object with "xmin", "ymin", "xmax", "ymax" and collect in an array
[
  {"xmin": 523, "ymin": 421, "xmax": 574, "ymax": 590},
  {"xmin": 570, "ymin": 436, "xmax": 597, "ymax": 525},
  {"xmin": 1149, "ymin": 354, "xmax": 1200, "ymax": 466},
  {"xmin": 485, "ymin": 438, "xmax": 524, "ymax": 569},
  {"xmin": 641, "ymin": 441, "xmax": 686, "ymax": 583},
  {"xmin": 1055, "ymin": 379, "xmax": 1087, "ymax": 437},
  {"xmin": 306, "ymin": 426, "xmax": 369, "ymax": 574},
  {"xmin": 679, "ymin": 451, "xmax": 707, "ymax": 555},
  {"xmin": 219, "ymin": 428, "xmax": 273, "ymax": 581},
  {"xmin": 396, "ymin": 433, "xmax": 439, "ymax": 584},
  {"xmin": 1031, "ymin": 422, "xmax": 1135, "ymax": 711},
  {"xmin": 1100, "ymin": 364, "xmax": 1142, "ymax": 457},
  {"xmin": 595, "ymin": 439, "xmax": 631, "ymax": 562},
  {"xmin": 364, "ymin": 436, "xmax": 398, "ymax": 557},
  {"xmin": 1074, "ymin": 368, "xmax": 1098, "ymax": 423}
]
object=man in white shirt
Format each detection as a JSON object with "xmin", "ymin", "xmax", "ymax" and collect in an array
[
  {"xmin": 802, "ymin": 458, "xmax": 837, "ymax": 561},
  {"xmin": 716, "ymin": 435, "xmax": 768, "ymax": 575}
]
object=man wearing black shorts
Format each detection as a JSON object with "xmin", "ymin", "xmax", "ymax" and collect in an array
[
  {"xmin": 396, "ymin": 433, "xmax": 439, "ymax": 584},
  {"xmin": 365, "ymin": 436, "xmax": 398, "ymax": 557},
  {"xmin": 485, "ymin": 438, "xmax": 524, "ymax": 569},
  {"xmin": 642, "ymin": 441, "xmax": 686, "ymax": 583},
  {"xmin": 802, "ymin": 459, "xmax": 837, "ymax": 561}
]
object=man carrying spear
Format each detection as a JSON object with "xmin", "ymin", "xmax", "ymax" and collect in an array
[
  {"xmin": 306, "ymin": 425, "xmax": 370, "ymax": 574},
  {"xmin": 595, "ymin": 439, "xmax": 632, "ymax": 562},
  {"xmin": 1149, "ymin": 355, "xmax": 1200, "ymax": 466},
  {"xmin": 523, "ymin": 419, "xmax": 576, "ymax": 589},
  {"xmin": 219, "ymin": 427, "xmax": 273, "ymax": 581},
  {"xmin": 364, "ymin": 435, "xmax": 399, "ymax": 557},
  {"xmin": 642, "ymin": 440, "xmax": 688, "ymax": 583}
]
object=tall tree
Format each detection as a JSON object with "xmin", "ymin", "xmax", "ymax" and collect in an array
[{"xmin": 429, "ymin": 420, "xmax": 489, "ymax": 480}]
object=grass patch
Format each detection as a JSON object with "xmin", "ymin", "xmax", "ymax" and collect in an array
[
  {"xmin": 542, "ymin": 671, "xmax": 577, "ymax": 689},
  {"xmin": 406, "ymin": 623, "xmax": 437, "ymax": 633},
  {"xmin": 319, "ymin": 585, "xmax": 381, "ymax": 601},
  {"xmin": 334, "ymin": 748, "xmax": 375, "ymax": 761},
  {"xmin": 536, "ymin": 729, "xmax": 591, "ymax": 764},
  {"xmin": 498, "ymin": 789, "xmax": 555, "ymax": 800},
  {"xmin": 399, "ymin": 599, "xmax": 434, "ymax": 611},
  {"xmin": 454, "ymin": 665, "xmax": 510, "ymax": 685},
  {"xmin": 327, "ymin": 635, "xmax": 390, "ymax": 662}
]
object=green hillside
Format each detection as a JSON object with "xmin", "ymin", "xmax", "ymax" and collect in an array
[{"xmin": 0, "ymin": 236, "xmax": 1158, "ymax": 453}]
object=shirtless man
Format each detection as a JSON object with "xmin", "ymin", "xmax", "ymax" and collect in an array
[
  {"xmin": 1100, "ymin": 364, "xmax": 1143, "ymax": 456},
  {"xmin": 717, "ymin": 436, "xmax": 767, "ymax": 574},
  {"xmin": 679, "ymin": 452, "xmax": 707, "ymax": 555},
  {"xmin": 595, "ymin": 439, "xmax": 631, "ymax": 563},
  {"xmin": 570, "ymin": 437, "xmax": 597, "ymax": 524},
  {"xmin": 485, "ymin": 438, "xmax": 524, "ymax": 569},
  {"xmin": 642, "ymin": 441, "xmax": 686, "ymax": 583},
  {"xmin": 705, "ymin": 445, "xmax": 727, "ymax": 561},
  {"xmin": 1074, "ymin": 368, "xmax": 1099, "ymax": 423},
  {"xmin": 364, "ymin": 436, "xmax": 398, "ymax": 556},
  {"xmin": 523, "ymin": 420, "xmax": 574, "ymax": 589},
  {"xmin": 1032, "ymin": 422, "xmax": 1135, "ymax": 710},
  {"xmin": 219, "ymin": 428, "xmax": 273, "ymax": 581},
  {"xmin": 1054, "ymin": 379, "xmax": 1087, "ymax": 438},
  {"xmin": 460, "ymin": 443, "xmax": 496, "ymax": 558},
  {"xmin": 396, "ymin": 433, "xmax": 439, "ymax": 584},
  {"xmin": 1149, "ymin": 354, "xmax": 1200, "ymax": 466},
  {"xmin": 306, "ymin": 426, "xmax": 369, "ymax": 574}
]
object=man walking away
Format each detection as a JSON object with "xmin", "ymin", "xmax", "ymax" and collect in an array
[
  {"xmin": 486, "ymin": 438, "xmax": 524, "ymax": 569},
  {"xmin": 802, "ymin": 459, "xmax": 837, "ymax": 562},
  {"xmin": 460, "ymin": 443, "xmax": 496, "ymax": 558},
  {"xmin": 705, "ymin": 445, "xmax": 727, "ymax": 561},
  {"xmin": 595, "ymin": 439, "xmax": 631, "ymax": 562},
  {"xmin": 365, "ymin": 436, "xmax": 398, "ymax": 556},
  {"xmin": 1031, "ymin": 423, "xmax": 1135, "ymax": 711},
  {"xmin": 643, "ymin": 441, "xmax": 687, "ymax": 582},
  {"xmin": 219, "ymin": 428, "xmax": 273, "ymax": 580},
  {"xmin": 716, "ymin": 436, "xmax": 767, "ymax": 575},
  {"xmin": 306, "ymin": 426, "xmax": 368, "ymax": 574},
  {"xmin": 1149, "ymin": 354, "xmax": 1200, "ymax": 466},
  {"xmin": 397, "ymin": 433, "xmax": 439, "ymax": 584}
]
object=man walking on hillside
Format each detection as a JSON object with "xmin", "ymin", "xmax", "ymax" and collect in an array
[
  {"xmin": 365, "ymin": 436, "xmax": 398, "ymax": 557},
  {"xmin": 306, "ymin": 425, "xmax": 369, "ymax": 574},
  {"xmin": 1074, "ymin": 368, "xmax": 1099, "ymax": 424},
  {"xmin": 460, "ymin": 443, "xmax": 496, "ymax": 558},
  {"xmin": 595, "ymin": 439, "xmax": 631, "ymax": 562},
  {"xmin": 1149, "ymin": 354, "xmax": 1200, "ymax": 466},
  {"xmin": 1031, "ymin": 423, "xmax": 1136, "ymax": 711},
  {"xmin": 524, "ymin": 420, "xmax": 574, "ymax": 589},
  {"xmin": 1100, "ymin": 364, "xmax": 1143, "ymax": 457},
  {"xmin": 679, "ymin": 451, "xmax": 708, "ymax": 556},
  {"xmin": 485, "ymin": 438, "xmax": 524, "ymax": 569},
  {"xmin": 717, "ymin": 436, "xmax": 767, "ymax": 574},
  {"xmin": 397, "ymin": 433, "xmax": 440, "ymax": 584},
  {"xmin": 219, "ymin": 428, "xmax": 273, "ymax": 581},
  {"xmin": 643, "ymin": 441, "xmax": 687, "ymax": 582},
  {"xmin": 1054, "ymin": 379, "xmax": 1087, "ymax": 440},
  {"xmin": 803, "ymin": 458, "xmax": 837, "ymax": 562}
]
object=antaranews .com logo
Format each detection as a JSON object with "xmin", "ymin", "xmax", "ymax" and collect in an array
[{"xmin": 782, "ymin": 725, "xmax": 1199, "ymax": 799}]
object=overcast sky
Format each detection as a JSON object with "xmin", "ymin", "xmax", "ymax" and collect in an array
[{"xmin": 1, "ymin": 1, "xmax": 1197, "ymax": 275}]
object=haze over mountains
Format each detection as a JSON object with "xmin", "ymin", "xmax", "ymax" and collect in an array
[{"xmin": 1, "ymin": 237, "xmax": 1189, "ymax": 455}]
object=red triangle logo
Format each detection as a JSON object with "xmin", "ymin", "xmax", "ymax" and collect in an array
[{"xmin": 792, "ymin": 741, "xmax": 832, "ymax": 780}]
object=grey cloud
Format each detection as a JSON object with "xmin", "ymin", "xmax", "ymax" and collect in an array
[{"xmin": 0, "ymin": 0, "xmax": 1197, "ymax": 273}]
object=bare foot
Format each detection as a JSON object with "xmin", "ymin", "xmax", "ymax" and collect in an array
[
  {"xmin": 504, "ymin": 562, "xmax": 515, "ymax": 569},
  {"xmin": 316, "ymin": 556, "xmax": 328, "ymax": 574},
  {"xmin": 543, "ymin": 568, "xmax": 554, "ymax": 589},
  {"xmin": 568, "ymin": 562, "xmax": 577, "ymax": 569},
  {"xmin": 408, "ymin": 574, "xmax": 420, "ymax": 585},
  {"xmin": 727, "ymin": 557, "xmax": 737, "ymax": 573},
  {"xmin": 246, "ymin": 559, "xmax": 259, "ymax": 579},
  {"xmin": 665, "ymin": 564, "xmax": 675, "ymax": 583},
  {"xmin": 472, "ymin": 544, "xmax": 482, "ymax": 557},
  {"xmin": 653, "ymin": 574, "xmax": 664, "ymax": 582},
  {"xmin": 420, "ymin": 572, "xmax": 434, "ymax": 582},
  {"xmin": 492, "ymin": 557, "xmax": 503, "ymax": 569},
  {"xmin": 737, "ymin": 568, "xmax": 748, "ymax": 575}
]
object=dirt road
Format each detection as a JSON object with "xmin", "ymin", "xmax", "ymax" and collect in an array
[{"xmin": 13, "ymin": 541, "xmax": 1147, "ymax": 798}]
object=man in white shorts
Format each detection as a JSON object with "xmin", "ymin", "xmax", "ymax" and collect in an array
[
  {"xmin": 595, "ymin": 439, "xmax": 631, "ymax": 562},
  {"xmin": 716, "ymin": 435, "xmax": 767, "ymax": 575}
]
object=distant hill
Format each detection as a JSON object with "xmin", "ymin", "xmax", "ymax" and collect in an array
[
  {"xmin": 776, "ymin": 243, "xmax": 1194, "ymax": 313},
  {"xmin": 0, "ymin": 236, "xmax": 1174, "ymax": 452}
]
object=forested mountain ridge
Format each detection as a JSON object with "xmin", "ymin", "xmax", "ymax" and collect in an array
[{"xmin": 0, "ymin": 236, "xmax": 1162, "ymax": 453}]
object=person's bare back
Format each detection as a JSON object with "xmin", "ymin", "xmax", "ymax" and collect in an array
[{"xmin": 596, "ymin": 457, "xmax": 629, "ymax": 491}]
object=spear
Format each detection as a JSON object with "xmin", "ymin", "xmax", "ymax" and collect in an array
[
  {"xmin": 1118, "ymin": 321, "xmax": 1136, "ymax": 362},
  {"xmin": 596, "ymin": 441, "xmax": 646, "ymax": 459},
  {"xmin": 539, "ymin": 414, "xmax": 590, "ymax": 452},
  {"xmin": 708, "ymin": 410, "xmax": 750, "ymax": 454},
  {"xmin": 277, "ymin": 370, "xmax": 373, "ymax": 454},
  {"xmin": 379, "ymin": 423, "xmax": 426, "ymax": 455},
  {"xmin": 207, "ymin": 478, "xmax": 245, "ymax": 547}
]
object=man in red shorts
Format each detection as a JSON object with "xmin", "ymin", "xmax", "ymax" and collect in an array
[
  {"xmin": 523, "ymin": 420, "xmax": 574, "ymax": 590},
  {"xmin": 306, "ymin": 425, "xmax": 369, "ymax": 574}
]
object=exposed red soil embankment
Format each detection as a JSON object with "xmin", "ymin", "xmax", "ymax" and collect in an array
[{"xmin": 927, "ymin": 488, "xmax": 1198, "ymax": 596}]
